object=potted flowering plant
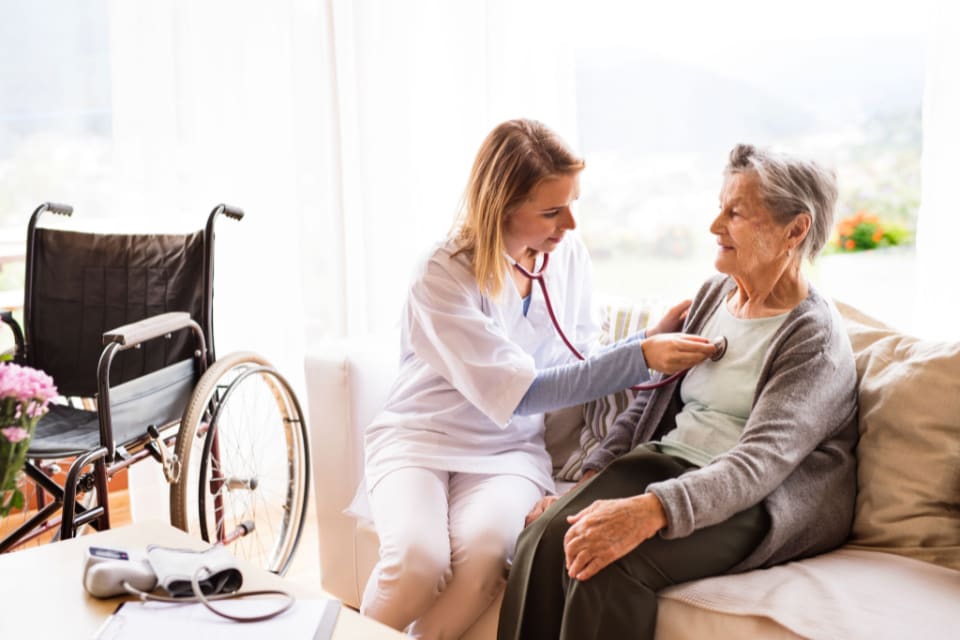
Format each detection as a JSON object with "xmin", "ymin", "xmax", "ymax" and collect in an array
[
  {"xmin": 832, "ymin": 210, "xmax": 910, "ymax": 252},
  {"xmin": 0, "ymin": 363, "xmax": 58, "ymax": 517}
]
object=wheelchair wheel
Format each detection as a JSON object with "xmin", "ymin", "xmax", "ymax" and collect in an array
[{"xmin": 169, "ymin": 351, "xmax": 310, "ymax": 575}]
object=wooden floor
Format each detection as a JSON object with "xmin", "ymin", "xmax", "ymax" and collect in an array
[{"xmin": 0, "ymin": 489, "xmax": 133, "ymax": 550}]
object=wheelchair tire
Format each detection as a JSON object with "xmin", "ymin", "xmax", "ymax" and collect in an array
[{"xmin": 169, "ymin": 351, "xmax": 310, "ymax": 575}]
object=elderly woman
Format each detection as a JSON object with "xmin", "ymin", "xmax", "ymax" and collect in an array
[{"xmin": 498, "ymin": 144, "xmax": 859, "ymax": 640}]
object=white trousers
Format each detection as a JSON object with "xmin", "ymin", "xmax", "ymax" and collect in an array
[{"xmin": 361, "ymin": 467, "xmax": 543, "ymax": 640}]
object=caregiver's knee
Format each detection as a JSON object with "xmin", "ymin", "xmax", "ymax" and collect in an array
[{"xmin": 388, "ymin": 541, "xmax": 452, "ymax": 593}]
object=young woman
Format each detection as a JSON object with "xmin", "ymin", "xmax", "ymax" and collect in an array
[{"xmin": 360, "ymin": 118, "xmax": 716, "ymax": 638}]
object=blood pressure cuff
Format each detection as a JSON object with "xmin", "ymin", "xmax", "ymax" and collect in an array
[{"xmin": 146, "ymin": 544, "xmax": 243, "ymax": 598}]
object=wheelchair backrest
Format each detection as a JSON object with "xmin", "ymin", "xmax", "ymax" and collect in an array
[{"xmin": 27, "ymin": 228, "xmax": 207, "ymax": 397}]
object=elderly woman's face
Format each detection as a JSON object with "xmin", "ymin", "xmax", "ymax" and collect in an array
[{"xmin": 710, "ymin": 172, "xmax": 791, "ymax": 279}]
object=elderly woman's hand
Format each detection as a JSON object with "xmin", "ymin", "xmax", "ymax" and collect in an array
[
  {"xmin": 647, "ymin": 299, "xmax": 692, "ymax": 336},
  {"xmin": 562, "ymin": 493, "xmax": 667, "ymax": 581}
]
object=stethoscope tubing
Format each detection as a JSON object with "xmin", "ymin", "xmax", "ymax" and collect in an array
[{"xmin": 513, "ymin": 254, "xmax": 685, "ymax": 391}]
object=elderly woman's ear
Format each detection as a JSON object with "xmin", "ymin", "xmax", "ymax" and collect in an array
[{"xmin": 787, "ymin": 213, "xmax": 812, "ymax": 255}]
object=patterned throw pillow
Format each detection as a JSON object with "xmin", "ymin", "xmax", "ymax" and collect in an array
[{"xmin": 554, "ymin": 299, "xmax": 663, "ymax": 481}]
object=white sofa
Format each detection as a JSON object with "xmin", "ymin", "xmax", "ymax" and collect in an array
[{"xmin": 305, "ymin": 302, "xmax": 960, "ymax": 639}]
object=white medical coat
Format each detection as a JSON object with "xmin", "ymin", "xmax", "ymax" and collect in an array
[{"xmin": 364, "ymin": 234, "xmax": 600, "ymax": 494}]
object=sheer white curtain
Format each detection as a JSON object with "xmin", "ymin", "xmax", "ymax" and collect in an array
[
  {"xmin": 110, "ymin": 0, "xmax": 578, "ymax": 351},
  {"xmin": 915, "ymin": 3, "xmax": 960, "ymax": 340},
  {"xmin": 108, "ymin": 0, "xmax": 337, "ymax": 515},
  {"xmin": 326, "ymin": 0, "xmax": 578, "ymax": 337},
  {"xmin": 108, "ymin": 0, "xmax": 339, "ymax": 382}
]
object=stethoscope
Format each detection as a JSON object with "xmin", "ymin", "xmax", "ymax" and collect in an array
[{"xmin": 512, "ymin": 252, "xmax": 727, "ymax": 391}]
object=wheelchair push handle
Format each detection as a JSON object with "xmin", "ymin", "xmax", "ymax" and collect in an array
[
  {"xmin": 43, "ymin": 202, "xmax": 74, "ymax": 216},
  {"xmin": 212, "ymin": 203, "xmax": 244, "ymax": 222},
  {"xmin": 30, "ymin": 202, "xmax": 73, "ymax": 224}
]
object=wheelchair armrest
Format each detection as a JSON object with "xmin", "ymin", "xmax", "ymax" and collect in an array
[
  {"xmin": 102, "ymin": 311, "xmax": 195, "ymax": 347},
  {"xmin": 97, "ymin": 312, "xmax": 206, "ymax": 463}
]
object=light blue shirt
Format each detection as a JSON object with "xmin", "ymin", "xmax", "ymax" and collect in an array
[{"xmin": 657, "ymin": 301, "xmax": 788, "ymax": 466}]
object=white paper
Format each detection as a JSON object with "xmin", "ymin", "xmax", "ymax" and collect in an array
[{"xmin": 94, "ymin": 597, "xmax": 340, "ymax": 640}]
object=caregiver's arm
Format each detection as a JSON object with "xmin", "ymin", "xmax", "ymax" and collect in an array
[{"xmin": 515, "ymin": 333, "xmax": 715, "ymax": 415}]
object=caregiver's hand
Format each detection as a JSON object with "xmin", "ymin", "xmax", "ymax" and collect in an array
[
  {"xmin": 524, "ymin": 469, "xmax": 600, "ymax": 527},
  {"xmin": 562, "ymin": 493, "xmax": 667, "ymax": 581},
  {"xmin": 641, "ymin": 333, "xmax": 716, "ymax": 374},
  {"xmin": 647, "ymin": 299, "xmax": 692, "ymax": 336},
  {"xmin": 525, "ymin": 495, "xmax": 559, "ymax": 527}
]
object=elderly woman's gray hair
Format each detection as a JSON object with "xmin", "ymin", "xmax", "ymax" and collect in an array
[{"xmin": 725, "ymin": 144, "xmax": 838, "ymax": 260}]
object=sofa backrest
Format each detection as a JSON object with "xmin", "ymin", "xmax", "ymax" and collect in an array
[{"xmin": 836, "ymin": 302, "xmax": 960, "ymax": 572}]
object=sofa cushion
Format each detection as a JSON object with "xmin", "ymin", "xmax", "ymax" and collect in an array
[
  {"xmin": 543, "ymin": 405, "xmax": 586, "ymax": 476},
  {"xmin": 836, "ymin": 301, "xmax": 960, "ymax": 570},
  {"xmin": 555, "ymin": 299, "xmax": 660, "ymax": 481},
  {"xmin": 660, "ymin": 548, "xmax": 960, "ymax": 639}
]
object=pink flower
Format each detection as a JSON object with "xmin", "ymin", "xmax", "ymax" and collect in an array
[
  {"xmin": 1, "ymin": 426, "xmax": 30, "ymax": 443},
  {"xmin": 0, "ymin": 363, "xmax": 57, "ymax": 403}
]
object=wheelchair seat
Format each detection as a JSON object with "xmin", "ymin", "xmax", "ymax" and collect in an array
[
  {"xmin": 26, "ymin": 405, "xmax": 100, "ymax": 458},
  {"xmin": 29, "ymin": 358, "xmax": 196, "ymax": 457}
]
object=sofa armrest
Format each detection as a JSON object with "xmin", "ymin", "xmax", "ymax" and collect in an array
[{"xmin": 304, "ymin": 332, "xmax": 399, "ymax": 607}]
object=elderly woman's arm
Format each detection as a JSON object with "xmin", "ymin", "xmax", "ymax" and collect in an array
[
  {"xmin": 646, "ymin": 312, "xmax": 857, "ymax": 539},
  {"xmin": 579, "ymin": 391, "xmax": 652, "ymax": 473},
  {"xmin": 575, "ymin": 359, "xmax": 672, "ymax": 475}
]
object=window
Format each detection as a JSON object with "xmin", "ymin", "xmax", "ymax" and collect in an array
[
  {"xmin": 0, "ymin": 1, "xmax": 112, "ymax": 346},
  {"xmin": 0, "ymin": 1, "xmax": 113, "ymax": 227},
  {"xmin": 572, "ymin": 1, "xmax": 925, "ymax": 330}
]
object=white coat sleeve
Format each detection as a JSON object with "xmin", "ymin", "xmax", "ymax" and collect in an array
[{"xmin": 406, "ymin": 258, "xmax": 536, "ymax": 428}]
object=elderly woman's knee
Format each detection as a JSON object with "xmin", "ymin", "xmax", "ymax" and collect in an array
[{"xmin": 563, "ymin": 558, "xmax": 660, "ymax": 603}]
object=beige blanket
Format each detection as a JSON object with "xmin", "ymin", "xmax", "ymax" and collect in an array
[{"xmin": 659, "ymin": 548, "xmax": 960, "ymax": 639}]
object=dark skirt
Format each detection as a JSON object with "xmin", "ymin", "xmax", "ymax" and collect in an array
[{"xmin": 497, "ymin": 447, "xmax": 769, "ymax": 640}]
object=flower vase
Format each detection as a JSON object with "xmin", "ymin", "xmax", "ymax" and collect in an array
[{"xmin": 0, "ymin": 363, "xmax": 58, "ymax": 518}]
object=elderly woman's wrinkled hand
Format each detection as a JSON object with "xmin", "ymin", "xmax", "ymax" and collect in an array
[
  {"xmin": 562, "ymin": 494, "xmax": 667, "ymax": 581},
  {"xmin": 647, "ymin": 299, "xmax": 692, "ymax": 337}
]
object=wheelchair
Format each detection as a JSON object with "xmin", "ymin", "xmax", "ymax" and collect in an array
[{"xmin": 0, "ymin": 202, "xmax": 310, "ymax": 575}]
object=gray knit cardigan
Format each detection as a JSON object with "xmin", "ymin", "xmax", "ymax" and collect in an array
[{"xmin": 581, "ymin": 274, "xmax": 859, "ymax": 572}]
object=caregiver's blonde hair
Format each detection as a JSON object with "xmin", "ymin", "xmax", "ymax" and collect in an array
[{"xmin": 452, "ymin": 119, "xmax": 584, "ymax": 298}]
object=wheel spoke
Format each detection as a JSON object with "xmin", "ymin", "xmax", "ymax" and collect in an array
[{"xmin": 169, "ymin": 354, "xmax": 308, "ymax": 575}]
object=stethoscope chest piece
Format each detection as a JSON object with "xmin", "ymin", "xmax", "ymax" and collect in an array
[{"xmin": 710, "ymin": 336, "xmax": 728, "ymax": 362}]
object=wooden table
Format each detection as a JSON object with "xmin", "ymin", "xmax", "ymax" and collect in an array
[{"xmin": 0, "ymin": 520, "xmax": 404, "ymax": 639}]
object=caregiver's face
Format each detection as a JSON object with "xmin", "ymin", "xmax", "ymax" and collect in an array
[
  {"xmin": 503, "ymin": 172, "xmax": 580, "ymax": 261},
  {"xmin": 710, "ymin": 172, "xmax": 790, "ymax": 279}
]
